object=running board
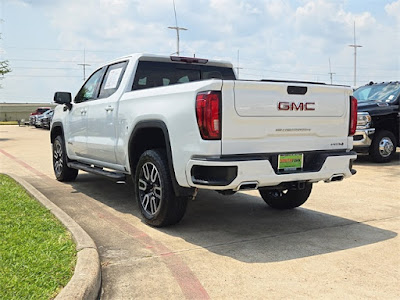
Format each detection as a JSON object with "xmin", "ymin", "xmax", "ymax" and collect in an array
[{"xmin": 67, "ymin": 162, "xmax": 126, "ymax": 181}]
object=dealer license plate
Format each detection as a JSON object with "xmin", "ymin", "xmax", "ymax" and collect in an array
[{"xmin": 278, "ymin": 153, "xmax": 304, "ymax": 171}]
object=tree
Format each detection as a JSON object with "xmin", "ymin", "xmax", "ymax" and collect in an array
[
  {"xmin": 1, "ymin": 29, "xmax": 11, "ymax": 83},
  {"xmin": 0, "ymin": 60, "xmax": 10, "ymax": 88},
  {"xmin": 0, "ymin": 60, "xmax": 10, "ymax": 76}
]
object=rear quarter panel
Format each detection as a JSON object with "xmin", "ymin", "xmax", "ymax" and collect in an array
[{"xmin": 117, "ymin": 79, "xmax": 224, "ymax": 187}]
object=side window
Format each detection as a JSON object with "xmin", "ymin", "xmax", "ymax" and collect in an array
[
  {"xmin": 99, "ymin": 61, "xmax": 128, "ymax": 98},
  {"xmin": 75, "ymin": 68, "xmax": 105, "ymax": 103}
]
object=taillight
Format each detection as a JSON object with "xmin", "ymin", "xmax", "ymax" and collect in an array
[
  {"xmin": 196, "ymin": 91, "xmax": 221, "ymax": 140},
  {"xmin": 349, "ymin": 96, "xmax": 358, "ymax": 136}
]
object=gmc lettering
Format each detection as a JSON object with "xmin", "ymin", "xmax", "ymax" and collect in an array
[{"xmin": 278, "ymin": 102, "xmax": 315, "ymax": 111}]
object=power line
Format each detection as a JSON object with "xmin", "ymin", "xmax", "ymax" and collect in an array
[
  {"xmin": 11, "ymin": 66, "xmax": 81, "ymax": 70},
  {"xmin": 7, "ymin": 75, "xmax": 81, "ymax": 78},
  {"xmin": 7, "ymin": 58, "xmax": 101, "ymax": 63},
  {"xmin": 4, "ymin": 46, "xmax": 123, "ymax": 54}
]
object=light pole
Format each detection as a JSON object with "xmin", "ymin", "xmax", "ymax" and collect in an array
[
  {"xmin": 236, "ymin": 49, "xmax": 243, "ymax": 79},
  {"xmin": 168, "ymin": 26, "xmax": 187, "ymax": 56},
  {"xmin": 78, "ymin": 48, "xmax": 90, "ymax": 81},
  {"xmin": 328, "ymin": 58, "xmax": 335, "ymax": 84},
  {"xmin": 349, "ymin": 21, "xmax": 362, "ymax": 87},
  {"xmin": 168, "ymin": 0, "xmax": 187, "ymax": 56}
]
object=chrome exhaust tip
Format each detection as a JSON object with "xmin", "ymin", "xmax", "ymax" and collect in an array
[
  {"xmin": 325, "ymin": 174, "xmax": 344, "ymax": 183},
  {"xmin": 237, "ymin": 181, "xmax": 259, "ymax": 191}
]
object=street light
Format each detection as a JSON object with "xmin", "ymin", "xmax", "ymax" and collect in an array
[
  {"xmin": 349, "ymin": 21, "xmax": 362, "ymax": 87},
  {"xmin": 168, "ymin": 26, "xmax": 187, "ymax": 56}
]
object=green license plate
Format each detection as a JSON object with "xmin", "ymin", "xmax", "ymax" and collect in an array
[{"xmin": 278, "ymin": 153, "xmax": 303, "ymax": 171}]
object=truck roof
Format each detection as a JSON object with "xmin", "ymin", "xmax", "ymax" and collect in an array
[{"xmin": 104, "ymin": 53, "xmax": 234, "ymax": 69}]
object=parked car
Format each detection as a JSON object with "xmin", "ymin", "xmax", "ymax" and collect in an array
[
  {"xmin": 40, "ymin": 110, "xmax": 54, "ymax": 130},
  {"xmin": 353, "ymin": 81, "xmax": 400, "ymax": 162},
  {"xmin": 35, "ymin": 110, "xmax": 53, "ymax": 128},
  {"xmin": 29, "ymin": 107, "xmax": 51, "ymax": 126},
  {"xmin": 51, "ymin": 53, "xmax": 357, "ymax": 227}
]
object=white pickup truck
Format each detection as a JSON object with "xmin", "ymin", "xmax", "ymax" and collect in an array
[{"xmin": 51, "ymin": 53, "xmax": 357, "ymax": 227}]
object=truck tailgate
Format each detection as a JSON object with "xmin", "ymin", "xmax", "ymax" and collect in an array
[{"xmin": 221, "ymin": 80, "xmax": 353, "ymax": 155}]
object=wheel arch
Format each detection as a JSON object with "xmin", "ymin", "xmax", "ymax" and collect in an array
[
  {"xmin": 50, "ymin": 122, "xmax": 64, "ymax": 144},
  {"xmin": 128, "ymin": 120, "xmax": 194, "ymax": 197},
  {"xmin": 373, "ymin": 115, "xmax": 399, "ymax": 146}
]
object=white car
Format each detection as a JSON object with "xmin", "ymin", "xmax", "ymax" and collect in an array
[
  {"xmin": 35, "ymin": 109, "xmax": 53, "ymax": 128},
  {"xmin": 51, "ymin": 53, "xmax": 357, "ymax": 227}
]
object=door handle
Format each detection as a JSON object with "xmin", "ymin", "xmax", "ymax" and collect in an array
[
  {"xmin": 105, "ymin": 106, "xmax": 114, "ymax": 112},
  {"xmin": 80, "ymin": 108, "xmax": 87, "ymax": 115}
]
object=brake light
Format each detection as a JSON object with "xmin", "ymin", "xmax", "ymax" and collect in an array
[
  {"xmin": 170, "ymin": 56, "xmax": 208, "ymax": 64},
  {"xmin": 349, "ymin": 96, "xmax": 358, "ymax": 136},
  {"xmin": 196, "ymin": 91, "xmax": 221, "ymax": 140}
]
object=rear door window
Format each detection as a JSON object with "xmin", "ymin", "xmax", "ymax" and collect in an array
[{"xmin": 99, "ymin": 61, "xmax": 128, "ymax": 98}]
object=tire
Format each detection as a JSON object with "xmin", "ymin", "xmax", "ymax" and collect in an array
[
  {"xmin": 134, "ymin": 149, "xmax": 189, "ymax": 227},
  {"xmin": 369, "ymin": 130, "xmax": 396, "ymax": 163},
  {"xmin": 53, "ymin": 136, "xmax": 78, "ymax": 182},
  {"xmin": 259, "ymin": 183, "xmax": 313, "ymax": 209}
]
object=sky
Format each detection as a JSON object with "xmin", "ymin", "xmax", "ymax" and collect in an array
[{"xmin": 0, "ymin": 0, "xmax": 399, "ymax": 103}]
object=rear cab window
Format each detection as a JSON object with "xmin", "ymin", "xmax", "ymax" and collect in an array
[
  {"xmin": 132, "ymin": 61, "xmax": 235, "ymax": 91},
  {"xmin": 99, "ymin": 61, "xmax": 128, "ymax": 98}
]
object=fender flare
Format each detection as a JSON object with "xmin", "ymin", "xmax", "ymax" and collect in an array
[
  {"xmin": 129, "ymin": 120, "xmax": 194, "ymax": 197},
  {"xmin": 50, "ymin": 121, "xmax": 65, "ymax": 143}
]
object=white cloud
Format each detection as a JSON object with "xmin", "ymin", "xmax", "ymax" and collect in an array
[
  {"xmin": 385, "ymin": 0, "xmax": 400, "ymax": 18},
  {"xmin": 2, "ymin": 0, "xmax": 400, "ymax": 103}
]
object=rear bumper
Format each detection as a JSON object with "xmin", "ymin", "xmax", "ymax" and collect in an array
[{"xmin": 186, "ymin": 151, "xmax": 357, "ymax": 190}]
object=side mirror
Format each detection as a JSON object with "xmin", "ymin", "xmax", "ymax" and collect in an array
[{"xmin": 54, "ymin": 92, "xmax": 72, "ymax": 110}]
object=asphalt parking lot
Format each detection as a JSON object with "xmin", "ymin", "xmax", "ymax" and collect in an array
[{"xmin": 1, "ymin": 125, "xmax": 399, "ymax": 299}]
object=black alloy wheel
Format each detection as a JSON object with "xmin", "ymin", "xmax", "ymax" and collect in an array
[
  {"xmin": 135, "ymin": 149, "xmax": 189, "ymax": 227},
  {"xmin": 53, "ymin": 136, "xmax": 78, "ymax": 182}
]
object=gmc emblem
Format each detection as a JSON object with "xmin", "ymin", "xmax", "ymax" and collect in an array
[{"xmin": 278, "ymin": 102, "xmax": 315, "ymax": 111}]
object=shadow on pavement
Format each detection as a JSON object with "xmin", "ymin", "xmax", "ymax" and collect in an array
[{"xmin": 68, "ymin": 173, "xmax": 397, "ymax": 263}]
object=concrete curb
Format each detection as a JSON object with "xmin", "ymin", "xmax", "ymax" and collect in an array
[{"xmin": 7, "ymin": 174, "xmax": 101, "ymax": 300}]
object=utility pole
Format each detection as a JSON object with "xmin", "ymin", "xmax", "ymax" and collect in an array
[
  {"xmin": 348, "ymin": 21, "xmax": 362, "ymax": 87},
  {"xmin": 236, "ymin": 49, "xmax": 243, "ymax": 79},
  {"xmin": 168, "ymin": 0, "xmax": 187, "ymax": 56},
  {"xmin": 77, "ymin": 48, "xmax": 90, "ymax": 81},
  {"xmin": 328, "ymin": 58, "xmax": 335, "ymax": 84}
]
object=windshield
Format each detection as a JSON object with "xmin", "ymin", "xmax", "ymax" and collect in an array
[
  {"xmin": 354, "ymin": 83, "xmax": 400, "ymax": 103},
  {"xmin": 38, "ymin": 108, "xmax": 49, "ymax": 114}
]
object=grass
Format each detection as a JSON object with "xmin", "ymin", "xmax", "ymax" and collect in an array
[
  {"xmin": 0, "ymin": 174, "xmax": 76, "ymax": 299},
  {"xmin": 0, "ymin": 121, "xmax": 19, "ymax": 125}
]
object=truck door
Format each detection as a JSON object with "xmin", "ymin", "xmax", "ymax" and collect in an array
[
  {"xmin": 65, "ymin": 67, "xmax": 105, "ymax": 158},
  {"xmin": 85, "ymin": 61, "xmax": 128, "ymax": 164}
]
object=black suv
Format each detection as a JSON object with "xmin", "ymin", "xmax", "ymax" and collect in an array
[{"xmin": 353, "ymin": 81, "xmax": 400, "ymax": 162}]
